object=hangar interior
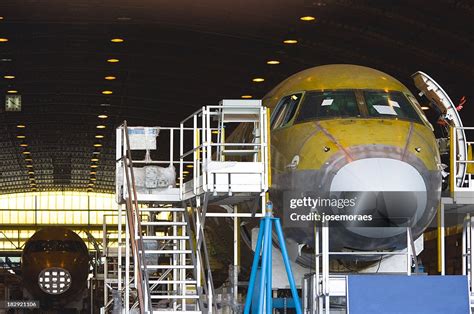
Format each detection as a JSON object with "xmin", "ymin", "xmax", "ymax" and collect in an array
[{"xmin": 0, "ymin": 1, "xmax": 473, "ymax": 313}]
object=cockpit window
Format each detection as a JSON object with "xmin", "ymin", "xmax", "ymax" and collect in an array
[
  {"xmin": 364, "ymin": 91, "xmax": 422, "ymax": 123},
  {"xmin": 271, "ymin": 93, "xmax": 302, "ymax": 129},
  {"xmin": 295, "ymin": 91, "xmax": 359, "ymax": 123},
  {"xmin": 26, "ymin": 240, "xmax": 84, "ymax": 253}
]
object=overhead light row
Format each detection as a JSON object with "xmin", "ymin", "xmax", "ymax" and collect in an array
[
  {"xmin": 90, "ymin": 113, "xmax": 107, "ymax": 191},
  {"xmin": 89, "ymin": 37, "xmax": 122, "ymax": 191},
  {"xmin": 241, "ymin": 15, "xmax": 316, "ymax": 99},
  {"xmin": 16, "ymin": 124, "xmax": 37, "ymax": 191},
  {"xmin": 4, "ymin": 26, "xmax": 33, "ymax": 191},
  {"xmin": 4, "ymin": 72, "xmax": 18, "ymax": 93},
  {"xmin": 0, "ymin": 34, "xmax": 22, "ymax": 97}
]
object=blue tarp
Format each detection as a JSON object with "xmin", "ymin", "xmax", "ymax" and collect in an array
[{"xmin": 347, "ymin": 275, "xmax": 470, "ymax": 314}]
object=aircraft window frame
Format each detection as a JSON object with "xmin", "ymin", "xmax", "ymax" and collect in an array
[
  {"xmin": 294, "ymin": 89, "xmax": 361, "ymax": 123},
  {"xmin": 270, "ymin": 92, "xmax": 303, "ymax": 130},
  {"xmin": 363, "ymin": 90, "xmax": 424, "ymax": 124},
  {"xmin": 406, "ymin": 93, "xmax": 433, "ymax": 130},
  {"xmin": 291, "ymin": 89, "xmax": 426, "ymax": 125}
]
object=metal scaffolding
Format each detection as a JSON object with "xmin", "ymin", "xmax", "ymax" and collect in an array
[{"xmin": 107, "ymin": 99, "xmax": 269, "ymax": 313}]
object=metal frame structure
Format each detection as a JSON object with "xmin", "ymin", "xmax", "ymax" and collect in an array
[
  {"xmin": 441, "ymin": 125, "xmax": 474, "ymax": 311},
  {"xmin": 462, "ymin": 215, "xmax": 474, "ymax": 300},
  {"xmin": 302, "ymin": 223, "xmax": 416, "ymax": 313},
  {"xmin": 110, "ymin": 99, "xmax": 269, "ymax": 313},
  {"xmin": 179, "ymin": 100, "xmax": 269, "ymax": 216}
]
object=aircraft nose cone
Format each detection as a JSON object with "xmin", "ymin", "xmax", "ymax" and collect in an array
[
  {"xmin": 331, "ymin": 158, "xmax": 427, "ymax": 192},
  {"xmin": 330, "ymin": 158, "xmax": 428, "ymax": 238}
]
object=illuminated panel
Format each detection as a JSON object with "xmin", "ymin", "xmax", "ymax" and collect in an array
[
  {"xmin": 0, "ymin": 192, "xmax": 120, "ymax": 250},
  {"xmin": 38, "ymin": 267, "xmax": 72, "ymax": 294}
]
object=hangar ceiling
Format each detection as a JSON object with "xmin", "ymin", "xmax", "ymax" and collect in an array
[{"xmin": 0, "ymin": 0, "xmax": 473, "ymax": 194}]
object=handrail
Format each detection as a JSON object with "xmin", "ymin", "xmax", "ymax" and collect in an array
[
  {"xmin": 451, "ymin": 125, "xmax": 473, "ymax": 190},
  {"xmin": 180, "ymin": 104, "xmax": 263, "ymax": 125},
  {"xmin": 184, "ymin": 195, "xmax": 217, "ymax": 312},
  {"xmin": 122, "ymin": 121, "xmax": 153, "ymax": 314},
  {"xmin": 180, "ymin": 142, "xmax": 265, "ymax": 159}
]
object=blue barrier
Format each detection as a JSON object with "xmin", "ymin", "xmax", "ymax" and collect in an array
[{"xmin": 348, "ymin": 275, "xmax": 470, "ymax": 314}]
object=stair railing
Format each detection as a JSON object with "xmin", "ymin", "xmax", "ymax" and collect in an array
[{"xmin": 122, "ymin": 121, "xmax": 153, "ymax": 313}]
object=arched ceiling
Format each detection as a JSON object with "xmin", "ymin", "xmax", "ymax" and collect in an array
[{"xmin": 0, "ymin": 0, "xmax": 473, "ymax": 194}]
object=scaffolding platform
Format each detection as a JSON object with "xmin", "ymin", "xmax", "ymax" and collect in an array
[{"xmin": 106, "ymin": 99, "xmax": 269, "ymax": 314}]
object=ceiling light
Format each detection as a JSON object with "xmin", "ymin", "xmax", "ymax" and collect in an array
[
  {"xmin": 7, "ymin": 90, "xmax": 17, "ymax": 93},
  {"xmin": 0, "ymin": 17, "xmax": 4, "ymax": 20},
  {"xmin": 29, "ymin": 178, "xmax": 35, "ymax": 181},
  {"xmin": 20, "ymin": 143, "xmax": 28, "ymax": 147},
  {"xmin": 91, "ymin": 158, "xmax": 99, "ymax": 162},
  {"xmin": 111, "ymin": 38, "xmax": 124, "ymax": 43},
  {"xmin": 16, "ymin": 135, "xmax": 26, "ymax": 139},
  {"xmin": 283, "ymin": 39, "xmax": 298, "ymax": 44},
  {"xmin": 107, "ymin": 58, "xmax": 119, "ymax": 63},
  {"xmin": 90, "ymin": 171, "xmax": 97, "ymax": 175},
  {"xmin": 26, "ymin": 164, "xmax": 33, "ymax": 168},
  {"xmin": 266, "ymin": 60, "xmax": 280, "ymax": 65},
  {"xmin": 183, "ymin": 171, "xmax": 190, "ymax": 174},
  {"xmin": 241, "ymin": 95, "xmax": 253, "ymax": 99},
  {"xmin": 28, "ymin": 171, "xmax": 34, "ymax": 175},
  {"xmin": 92, "ymin": 151, "xmax": 100, "ymax": 154},
  {"xmin": 104, "ymin": 76, "xmax": 116, "ymax": 80},
  {"xmin": 22, "ymin": 151, "xmax": 30, "ymax": 155},
  {"xmin": 16, "ymin": 124, "xmax": 25, "ymax": 128},
  {"xmin": 421, "ymin": 106, "xmax": 430, "ymax": 110},
  {"xmin": 96, "ymin": 125, "xmax": 106, "ymax": 129},
  {"xmin": 252, "ymin": 78, "xmax": 265, "ymax": 83},
  {"xmin": 95, "ymin": 134, "xmax": 104, "ymax": 139},
  {"xmin": 91, "ymin": 165, "xmax": 98, "ymax": 168},
  {"xmin": 90, "ymin": 177, "xmax": 97, "ymax": 181},
  {"xmin": 88, "ymin": 183, "xmax": 94, "ymax": 186},
  {"xmin": 102, "ymin": 90, "xmax": 113, "ymax": 95},
  {"xmin": 25, "ymin": 158, "xmax": 32, "ymax": 162},
  {"xmin": 300, "ymin": 16, "xmax": 316, "ymax": 21},
  {"xmin": 98, "ymin": 114, "xmax": 108, "ymax": 119},
  {"xmin": 94, "ymin": 143, "xmax": 102, "ymax": 147},
  {"xmin": 186, "ymin": 164, "xmax": 194, "ymax": 168},
  {"xmin": 4, "ymin": 75, "xmax": 15, "ymax": 79},
  {"xmin": 0, "ymin": 38, "xmax": 8, "ymax": 42}
]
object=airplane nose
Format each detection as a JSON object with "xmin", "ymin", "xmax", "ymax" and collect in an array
[{"xmin": 330, "ymin": 158, "xmax": 428, "ymax": 238}]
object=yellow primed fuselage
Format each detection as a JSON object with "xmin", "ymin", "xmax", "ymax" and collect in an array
[{"xmin": 260, "ymin": 65, "xmax": 441, "ymax": 252}]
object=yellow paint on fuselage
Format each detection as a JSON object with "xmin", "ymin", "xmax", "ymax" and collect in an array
[
  {"xmin": 262, "ymin": 64, "xmax": 439, "ymax": 176},
  {"xmin": 271, "ymin": 118, "xmax": 439, "ymax": 173},
  {"xmin": 264, "ymin": 64, "xmax": 412, "ymax": 105}
]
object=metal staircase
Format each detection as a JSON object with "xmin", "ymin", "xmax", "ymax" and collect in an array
[
  {"xmin": 137, "ymin": 205, "xmax": 203, "ymax": 311},
  {"xmin": 119, "ymin": 124, "xmax": 204, "ymax": 313},
  {"xmin": 111, "ymin": 99, "xmax": 269, "ymax": 313}
]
